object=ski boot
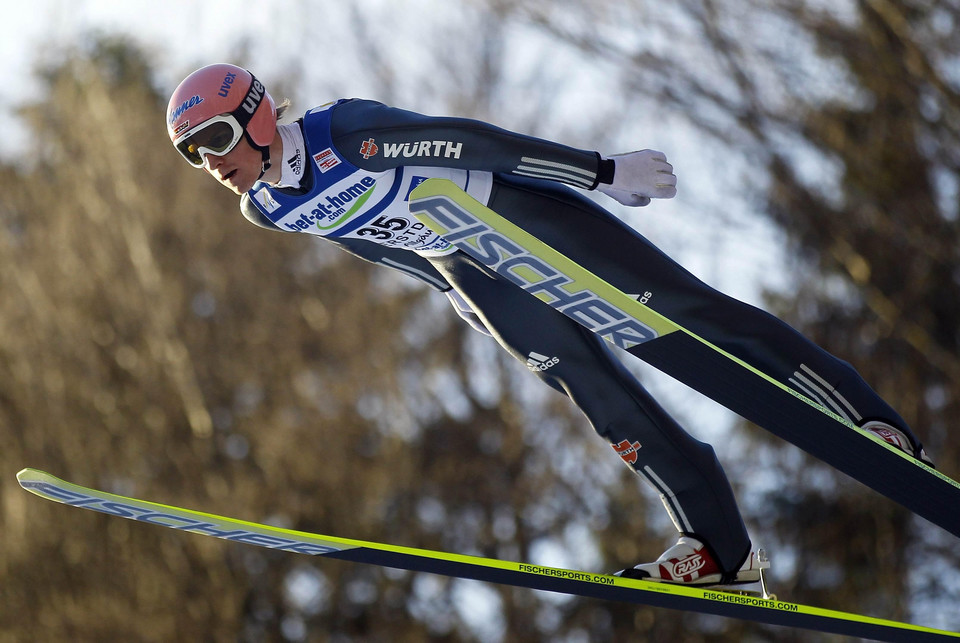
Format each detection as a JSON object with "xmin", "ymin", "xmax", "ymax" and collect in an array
[
  {"xmin": 616, "ymin": 536, "xmax": 774, "ymax": 599},
  {"xmin": 861, "ymin": 420, "xmax": 935, "ymax": 467}
]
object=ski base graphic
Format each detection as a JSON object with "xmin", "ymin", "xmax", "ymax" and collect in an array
[{"xmin": 17, "ymin": 468, "xmax": 960, "ymax": 642}]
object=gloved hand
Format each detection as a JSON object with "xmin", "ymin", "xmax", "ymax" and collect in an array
[{"xmin": 597, "ymin": 149, "xmax": 677, "ymax": 207}]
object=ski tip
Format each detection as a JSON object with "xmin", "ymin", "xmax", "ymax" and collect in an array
[
  {"xmin": 408, "ymin": 177, "xmax": 457, "ymax": 202},
  {"xmin": 16, "ymin": 468, "xmax": 53, "ymax": 488},
  {"xmin": 17, "ymin": 467, "xmax": 37, "ymax": 481}
]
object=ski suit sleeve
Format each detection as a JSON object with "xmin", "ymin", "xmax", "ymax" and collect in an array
[
  {"xmin": 239, "ymin": 193, "xmax": 452, "ymax": 292},
  {"xmin": 329, "ymin": 99, "xmax": 615, "ymax": 190}
]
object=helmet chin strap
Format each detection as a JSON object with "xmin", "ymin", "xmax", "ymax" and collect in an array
[
  {"xmin": 245, "ymin": 131, "xmax": 272, "ymax": 180},
  {"xmin": 258, "ymin": 151, "xmax": 272, "ymax": 179}
]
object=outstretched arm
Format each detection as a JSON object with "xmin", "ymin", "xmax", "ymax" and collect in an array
[{"xmin": 328, "ymin": 99, "xmax": 676, "ymax": 205}]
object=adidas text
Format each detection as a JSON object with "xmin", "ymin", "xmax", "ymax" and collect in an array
[{"xmin": 526, "ymin": 352, "xmax": 559, "ymax": 372}]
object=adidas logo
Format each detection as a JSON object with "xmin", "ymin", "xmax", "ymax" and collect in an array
[{"xmin": 526, "ymin": 351, "xmax": 559, "ymax": 372}]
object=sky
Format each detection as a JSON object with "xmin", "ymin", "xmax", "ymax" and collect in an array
[
  {"xmin": 2, "ymin": 0, "xmax": 286, "ymax": 155},
  {"xmin": 3, "ymin": 0, "xmax": 814, "ymax": 499},
  {"xmin": 0, "ymin": 0, "xmax": 791, "ymax": 498},
  {"xmin": 2, "ymin": 0, "xmax": 796, "ymax": 450},
  {"xmin": 1, "ymin": 5, "xmax": 772, "ymax": 638},
  {"xmin": 11, "ymin": 2, "xmax": 958, "ymax": 638}
]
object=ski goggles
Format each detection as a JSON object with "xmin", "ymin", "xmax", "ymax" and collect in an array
[
  {"xmin": 173, "ymin": 72, "xmax": 266, "ymax": 167},
  {"xmin": 174, "ymin": 115, "xmax": 245, "ymax": 167}
]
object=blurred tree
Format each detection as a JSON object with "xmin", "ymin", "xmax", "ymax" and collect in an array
[
  {"xmin": 7, "ymin": 0, "xmax": 958, "ymax": 640},
  {"xmin": 515, "ymin": 0, "xmax": 960, "ymax": 637},
  {"xmin": 0, "ymin": 28, "xmax": 661, "ymax": 643},
  {"xmin": 760, "ymin": 0, "xmax": 960, "ymax": 625}
]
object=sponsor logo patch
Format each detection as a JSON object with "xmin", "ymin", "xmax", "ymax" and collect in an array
[
  {"xmin": 526, "ymin": 352, "xmax": 559, "ymax": 372},
  {"xmin": 240, "ymin": 79, "xmax": 265, "ymax": 115},
  {"xmin": 672, "ymin": 554, "xmax": 706, "ymax": 577},
  {"xmin": 313, "ymin": 148, "xmax": 341, "ymax": 173},
  {"xmin": 612, "ymin": 439, "xmax": 642, "ymax": 465},
  {"xmin": 254, "ymin": 188, "xmax": 281, "ymax": 213},
  {"xmin": 287, "ymin": 148, "xmax": 302, "ymax": 175},
  {"xmin": 360, "ymin": 138, "xmax": 379, "ymax": 159},
  {"xmin": 410, "ymin": 195, "xmax": 661, "ymax": 349},
  {"xmin": 283, "ymin": 176, "xmax": 377, "ymax": 231},
  {"xmin": 382, "ymin": 140, "xmax": 462, "ymax": 160},
  {"xmin": 168, "ymin": 95, "xmax": 203, "ymax": 125},
  {"xmin": 218, "ymin": 71, "xmax": 237, "ymax": 98}
]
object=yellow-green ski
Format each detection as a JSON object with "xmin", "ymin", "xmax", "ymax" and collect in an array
[
  {"xmin": 408, "ymin": 178, "xmax": 960, "ymax": 544},
  {"xmin": 17, "ymin": 468, "xmax": 960, "ymax": 642}
]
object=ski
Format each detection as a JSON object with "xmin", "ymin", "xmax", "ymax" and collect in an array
[
  {"xmin": 409, "ymin": 179, "xmax": 960, "ymax": 542},
  {"xmin": 17, "ymin": 468, "xmax": 959, "ymax": 642}
]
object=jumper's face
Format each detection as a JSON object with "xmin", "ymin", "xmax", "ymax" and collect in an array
[{"xmin": 202, "ymin": 136, "xmax": 263, "ymax": 195}]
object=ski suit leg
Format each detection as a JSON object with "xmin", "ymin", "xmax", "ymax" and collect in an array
[
  {"xmin": 429, "ymin": 251, "xmax": 752, "ymax": 574},
  {"xmin": 483, "ymin": 175, "xmax": 923, "ymax": 450}
]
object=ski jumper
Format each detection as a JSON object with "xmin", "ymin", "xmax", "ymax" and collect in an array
[{"xmin": 241, "ymin": 99, "xmax": 921, "ymax": 575}]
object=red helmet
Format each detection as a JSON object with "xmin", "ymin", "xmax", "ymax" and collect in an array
[{"xmin": 167, "ymin": 64, "xmax": 276, "ymax": 167}]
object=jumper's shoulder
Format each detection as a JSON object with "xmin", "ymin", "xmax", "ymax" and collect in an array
[
  {"xmin": 328, "ymin": 98, "xmax": 408, "ymax": 136},
  {"xmin": 239, "ymin": 193, "xmax": 288, "ymax": 232}
]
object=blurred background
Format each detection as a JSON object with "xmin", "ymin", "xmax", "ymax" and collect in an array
[{"xmin": 2, "ymin": 0, "xmax": 959, "ymax": 641}]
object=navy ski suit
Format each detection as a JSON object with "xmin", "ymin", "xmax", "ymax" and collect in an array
[{"xmin": 240, "ymin": 99, "xmax": 921, "ymax": 575}]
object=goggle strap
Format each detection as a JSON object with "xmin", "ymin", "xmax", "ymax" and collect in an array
[{"xmin": 232, "ymin": 72, "xmax": 265, "ymax": 130}]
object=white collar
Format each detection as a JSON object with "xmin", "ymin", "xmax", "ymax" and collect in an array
[{"xmin": 273, "ymin": 122, "xmax": 306, "ymax": 188}]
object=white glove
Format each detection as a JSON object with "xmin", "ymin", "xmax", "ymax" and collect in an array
[{"xmin": 597, "ymin": 149, "xmax": 678, "ymax": 207}]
